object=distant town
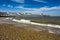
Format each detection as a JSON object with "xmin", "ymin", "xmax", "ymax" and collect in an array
[{"xmin": 0, "ymin": 12, "xmax": 50, "ymax": 17}]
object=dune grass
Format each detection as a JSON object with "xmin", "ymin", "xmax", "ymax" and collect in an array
[{"xmin": 0, "ymin": 24, "xmax": 60, "ymax": 40}]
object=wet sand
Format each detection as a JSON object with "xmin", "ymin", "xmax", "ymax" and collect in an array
[
  {"xmin": 0, "ymin": 17, "xmax": 60, "ymax": 40},
  {"xmin": 0, "ymin": 17, "xmax": 60, "ymax": 34}
]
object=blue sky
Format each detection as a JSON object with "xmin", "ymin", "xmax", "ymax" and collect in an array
[{"xmin": 0, "ymin": 0, "xmax": 60, "ymax": 16}]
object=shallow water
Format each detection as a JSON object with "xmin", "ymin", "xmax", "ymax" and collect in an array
[
  {"xmin": 14, "ymin": 16, "xmax": 60, "ymax": 22},
  {"xmin": 0, "ymin": 17, "xmax": 60, "ymax": 34}
]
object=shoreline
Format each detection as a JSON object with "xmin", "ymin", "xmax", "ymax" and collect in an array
[
  {"xmin": 12, "ymin": 19, "xmax": 60, "ymax": 28},
  {"xmin": 0, "ymin": 17, "xmax": 60, "ymax": 34},
  {"xmin": 0, "ymin": 17, "xmax": 60, "ymax": 28}
]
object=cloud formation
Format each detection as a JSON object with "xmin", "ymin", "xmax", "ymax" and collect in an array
[
  {"xmin": 11, "ymin": 0, "xmax": 24, "ymax": 3},
  {"xmin": 15, "ymin": 6, "xmax": 24, "ymax": 8},
  {"xmin": 14, "ymin": 5, "xmax": 60, "ymax": 11},
  {"xmin": 33, "ymin": 0, "xmax": 47, "ymax": 3},
  {"xmin": 39, "ymin": 6, "xmax": 60, "ymax": 10},
  {"xmin": 11, "ymin": 0, "xmax": 46, "ymax": 3},
  {"xmin": 2, "ymin": 4, "xmax": 13, "ymax": 8},
  {"xmin": 23, "ymin": 6, "xmax": 60, "ymax": 15},
  {"xmin": 14, "ymin": 5, "xmax": 35, "ymax": 11}
]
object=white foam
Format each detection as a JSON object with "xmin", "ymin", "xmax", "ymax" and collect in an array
[
  {"xmin": 48, "ymin": 30, "xmax": 54, "ymax": 33},
  {"xmin": 12, "ymin": 19, "xmax": 60, "ymax": 28},
  {"xmin": 5, "ymin": 18, "xmax": 13, "ymax": 20},
  {"xmin": 12, "ymin": 19, "xmax": 31, "ymax": 23}
]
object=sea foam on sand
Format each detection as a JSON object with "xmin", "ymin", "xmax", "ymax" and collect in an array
[
  {"xmin": 12, "ymin": 19, "xmax": 31, "ymax": 23},
  {"xmin": 12, "ymin": 19, "xmax": 60, "ymax": 28}
]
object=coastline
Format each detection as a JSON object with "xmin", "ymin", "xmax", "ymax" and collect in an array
[{"xmin": 0, "ymin": 17, "xmax": 60, "ymax": 40}]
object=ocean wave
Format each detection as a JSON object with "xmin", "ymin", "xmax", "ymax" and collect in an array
[
  {"xmin": 12, "ymin": 19, "xmax": 60, "ymax": 28},
  {"xmin": 5, "ymin": 18, "xmax": 60, "ymax": 28}
]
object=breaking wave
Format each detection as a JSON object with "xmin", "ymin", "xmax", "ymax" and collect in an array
[
  {"xmin": 5, "ymin": 18, "xmax": 60, "ymax": 28},
  {"xmin": 12, "ymin": 19, "xmax": 60, "ymax": 28}
]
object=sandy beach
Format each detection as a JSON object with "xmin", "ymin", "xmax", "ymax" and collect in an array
[{"xmin": 0, "ymin": 17, "xmax": 60, "ymax": 40}]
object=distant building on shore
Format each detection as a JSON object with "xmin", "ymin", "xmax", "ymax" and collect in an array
[
  {"xmin": 0, "ymin": 12, "xmax": 18, "ymax": 17},
  {"xmin": 0, "ymin": 12, "xmax": 8, "ymax": 16},
  {"xmin": 7, "ymin": 12, "xmax": 18, "ymax": 16},
  {"xmin": 0, "ymin": 12, "xmax": 50, "ymax": 17},
  {"xmin": 18, "ymin": 13, "xmax": 32, "ymax": 15}
]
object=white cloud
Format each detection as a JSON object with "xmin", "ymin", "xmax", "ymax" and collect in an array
[
  {"xmin": 15, "ymin": 6, "xmax": 24, "ymax": 8},
  {"xmin": 30, "ymin": 6, "xmax": 60, "ymax": 11},
  {"xmin": 8, "ymin": 5, "xmax": 13, "ymax": 8},
  {"xmin": 2, "ymin": 4, "xmax": 13, "ymax": 8},
  {"xmin": 14, "ymin": 5, "xmax": 35, "ymax": 10},
  {"xmin": 39, "ymin": 6, "xmax": 60, "ymax": 10},
  {"xmin": 23, "ymin": 6, "xmax": 60, "ymax": 14},
  {"xmin": 11, "ymin": 0, "xmax": 24, "ymax": 3},
  {"xmin": 14, "ymin": 5, "xmax": 60, "ymax": 14},
  {"xmin": 33, "ymin": 0, "xmax": 47, "ymax": 3}
]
